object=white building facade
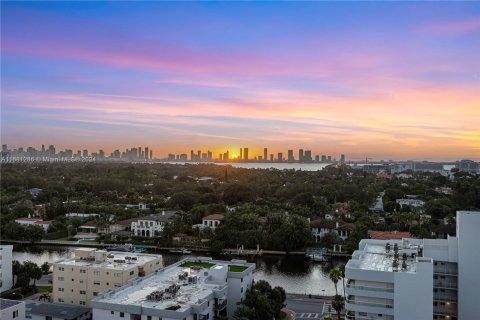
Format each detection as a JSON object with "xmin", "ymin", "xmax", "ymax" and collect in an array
[
  {"xmin": 345, "ymin": 210, "xmax": 480, "ymax": 320},
  {"xmin": 0, "ymin": 299, "xmax": 25, "ymax": 320},
  {"xmin": 91, "ymin": 257, "xmax": 255, "ymax": 320},
  {"xmin": 0, "ymin": 245, "xmax": 13, "ymax": 293},
  {"xmin": 132, "ymin": 211, "xmax": 177, "ymax": 237}
]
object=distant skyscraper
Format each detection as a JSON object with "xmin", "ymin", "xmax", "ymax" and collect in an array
[
  {"xmin": 299, "ymin": 149, "xmax": 304, "ymax": 162},
  {"xmin": 223, "ymin": 151, "xmax": 229, "ymax": 161},
  {"xmin": 243, "ymin": 148, "xmax": 249, "ymax": 161},
  {"xmin": 83, "ymin": 149, "xmax": 88, "ymax": 157},
  {"xmin": 150, "ymin": 150, "xmax": 153, "ymax": 160},
  {"xmin": 321, "ymin": 155, "xmax": 326, "ymax": 162},
  {"xmin": 264, "ymin": 148, "xmax": 268, "ymax": 162},
  {"xmin": 288, "ymin": 150, "xmax": 294, "ymax": 162},
  {"xmin": 315, "ymin": 155, "xmax": 320, "ymax": 162},
  {"xmin": 190, "ymin": 150, "xmax": 195, "ymax": 161},
  {"xmin": 2, "ymin": 144, "xmax": 7, "ymax": 152},
  {"xmin": 197, "ymin": 150, "xmax": 201, "ymax": 159},
  {"xmin": 138, "ymin": 147, "xmax": 142, "ymax": 159},
  {"xmin": 240, "ymin": 148, "xmax": 243, "ymax": 160},
  {"xmin": 270, "ymin": 154, "xmax": 274, "ymax": 162},
  {"xmin": 327, "ymin": 155, "xmax": 332, "ymax": 162},
  {"xmin": 145, "ymin": 147, "xmax": 149, "ymax": 160},
  {"xmin": 48, "ymin": 145, "xmax": 56, "ymax": 157},
  {"xmin": 304, "ymin": 150, "xmax": 312, "ymax": 162},
  {"xmin": 207, "ymin": 150, "xmax": 212, "ymax": 161},
  {"xmin": 340, "ymin": 154, "xmax": 345, "ymax": 163},
  {"xmin": 277, "ymin": 152, "xmax": 283, "ymax": 162}
]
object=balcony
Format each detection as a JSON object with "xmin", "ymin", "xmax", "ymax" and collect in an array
[
  {"xmin": 433, "ymin": 306, "xmax": 457, "ymax": 316},
  {"xmin": 214, "ymin": 299, "xmax": 227, "ymax": 311},
  {"xmin": 434, "ymin": 267, "xmax": 457, "ymax": 276},
  {"xmin": 346, "ymin": 311, "xmax": 394, "ymax": 320},
  {"xmin": 346, "ymin": 299, "xmax": 393, "ymax": 309},
  {"xmin": 346, "ymin": 284, "xmax": 394, "ymax": 293},
  {"xmin": 433, "ymin": 281, "xmax": 457, "ymax": 289}
]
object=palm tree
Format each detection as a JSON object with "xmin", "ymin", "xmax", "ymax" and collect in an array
[
  {"xmin": 329, "ymin": 267, "xmax": 342, "ymax": 295},
  {"xmin": 338, "ymin": 263, "xmax": 346, "ymax": 298},
  {"xmin": 332, "ymin": 294, "xmax": 345, "ymax": 320}
]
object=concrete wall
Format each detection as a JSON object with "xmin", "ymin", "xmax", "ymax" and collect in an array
[
  {"xmin": 0, "ymin": 299, "xmax": 25, "ymax": 320},
  {"xmin": 457, "ymin": 211, "xmax": 480, "ymax": 320},
  {"xmin": 0, "ymin": 245, "xmax": 13, "ymax": 293},
  {"xmin": 394, "ymin": 257, "xmax": 433, "ymax": 320}
]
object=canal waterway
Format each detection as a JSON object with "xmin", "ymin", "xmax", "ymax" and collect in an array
[{"xmin": 12, "ymin": 245, "xmax": 344, "ymax": 296}]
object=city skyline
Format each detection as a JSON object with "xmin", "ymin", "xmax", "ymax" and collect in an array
[{"xmin": 2, "ymin": 2, "xmax": 480, "ymax": 161}]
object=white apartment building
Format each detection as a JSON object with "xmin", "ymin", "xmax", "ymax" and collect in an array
[
  {"xmin": 53, "ymin": 248, "xmax": 162, "ymax": 307},
  {"xmin": 395, "ymin": 198, "xmax": 425, "ymax": 209},
  {"xmin": 132, "ymin": 211, "xmax": 178, "ymax": 237},
  {"xmin": 0, "ymin": 245, "xmax": 13, "ymax": 293},
  {"xmin": 0, "ymin": 299, "xmax": 25, "ymax": 320},
  {"xmin": 91, "ymin": 257, "xmax": 255, "ymax": 320},
  {"xmin": 345, "ymin": 210, "xmax": 480, "ymax": 320},
  {"xmin": 201, "ymin": 214, "xmax": 224, "ymax": 229}
]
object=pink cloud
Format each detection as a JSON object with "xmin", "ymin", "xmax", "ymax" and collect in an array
[{"xmin": 419, "ymin": 16, "xmax": 480, "ymax": 35}]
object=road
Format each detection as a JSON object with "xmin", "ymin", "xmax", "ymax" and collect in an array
[{"xmin": 285, "ymin": 294, "xmax": 335, "ymax": 320}]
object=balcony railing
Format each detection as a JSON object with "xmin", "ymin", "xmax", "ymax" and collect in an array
[
  {"xmin": 433, "ymin": 307, "xmax": 457, "ymax": 316},
  {"xmin": 433, "ymin": 295, "xmax": 458, "ymax": 302},
  {"xmin": 214, "ymin": 300, "xmax": 227, "ymax": 311},
  {"xmin": 433, "ymin": 281, "xmax": 457, "ymax": 289},
  {"xmin": 346, "ymin": 315, "xmax": 393, "ymax": 320},
  {"xmin": 346, "ymin": 284, "xmax": 394, "ymax": 293},
  {"xmin": 346, "ymin": 299, "xmax": 393, "ymax": 309},
  {"xmin": 434, "ymin": 268, "xmax": 457, "ymax": 276}
]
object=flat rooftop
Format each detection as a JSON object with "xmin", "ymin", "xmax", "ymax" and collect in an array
[
  {"xmin": 0, "ymin": 299, "xmax": 24, "ymax": 310},
  {"xmin": 349, "ymin": 239, "xmax": 422, "ymax": 273},
  {"xmin": 25, "ymin": 300, "xmax": 90, "ymax": 319},
  {"xmin": 94, "ymin": 258, "xmax": 253, "ymax": 313},
  {"xmin": 55, "ymin": 249, "xmax": 161, "ymax": 270}
]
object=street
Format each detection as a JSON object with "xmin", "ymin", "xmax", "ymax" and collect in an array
[{"xmin": 285, "ymin": 294, "xmax": 335, "ymax": 319}]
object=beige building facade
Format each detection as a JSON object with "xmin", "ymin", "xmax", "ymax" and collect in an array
[{"xmin": 53, "ymin": 248, "xmax": 162, "ymax": 306}]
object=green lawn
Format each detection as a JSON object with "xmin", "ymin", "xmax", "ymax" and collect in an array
[
  {"xmin": 36, "ymin": 286, "xmax": 52, "ymax": 293},
  {"xmin": 228, "ymin": 265, "xmax": 248, "ymax": 272},
  {"xmin": 180, "ymin": 261, "xmax": 215, "ymax": 269}
]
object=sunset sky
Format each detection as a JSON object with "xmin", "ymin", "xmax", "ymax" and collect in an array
[{"xmin": 1, "ymin": 2, "xmax": 479, "ymax": 161}]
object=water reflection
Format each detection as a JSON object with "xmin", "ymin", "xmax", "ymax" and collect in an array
[{"xmin": 12, "ymin": 246, "xmax": 344, "ymax": 296}]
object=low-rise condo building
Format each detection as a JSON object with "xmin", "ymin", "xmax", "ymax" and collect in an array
[
  {"xmin": 345, "ymin": 210, "xmax": 480, "ymax": 320},
  {"xmin": 53, "ymin": 248, "xmax": 162, "ymax": 307},
  {"xmin": 0, "ymin": 245, "xmax": 13, "ymax": 293},
  {"xmin": 92, "ymin": 257, "xmax": 255, "ymax": 320}
]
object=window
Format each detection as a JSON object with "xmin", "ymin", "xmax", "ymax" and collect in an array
[
  {"xmin": 58, "ymin": 288, "xmax": 64, "ymax": 292},
  {"xmin": 80, "ymin": 269, "xmax": 86, "ymax": 273},
  {"xmin": 80, "ymin": 290, "xmax": 86, "ymax": 295},
  {"xmin": 94, "ymin": 281, "xmax": 101, "ymax": 285},
  {"xmin": 241, "ymin": 278, "xmax": 243, "ymax": 283},
  {"xmin": 241, "ymin": 287, "xmax": 243, "ymax": 293},
  {"xmin": 120, "ymin": 312, "xmax": 125, "ymax": 318},
  {"xmin": 13, "ymin": 310, "xmax": 18, "ymax": 318},
  {"xmin": 111, "ymin": 311, "xmax": 114, "ymax": 315},
  {"xmin": 79, "ymin": 301, "xmax": 86, "ymax": 306},
  {"xmin": 58, "ymin": 267, "xmax": 64, "ymax": 271},
  {"xmin": 58, "ymin": 298, "xmax": 64, "ymax": 302},
  {"xmin": 79, "ymin": 279, "xmax": 85, "ymax": 284},
  {"xmin": 93, "ymin": 292, "xmax": 98, "ymax": 296},
  {"xmin": 58, "ymin": 277, "xmax": 64, "ymax": 281},
  {"xmin": 130, "ymin": 271, "xmax": 134, "ymax": 275},
  {"xmin": 94, "ymin": 271, "xmax": 101, "ymax": 276},
  {"xmin": 115, "ymin": 272, "xmax": 121, "ymax": 277},
  {"xmin": 147, "ymin": 317, "xmax": 152, "ymax": 320}
]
